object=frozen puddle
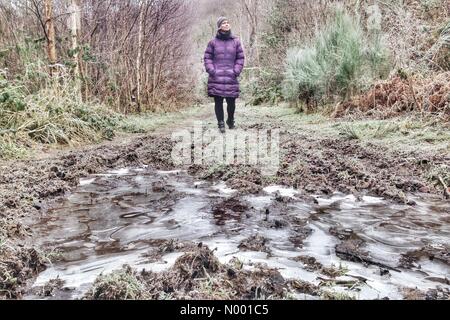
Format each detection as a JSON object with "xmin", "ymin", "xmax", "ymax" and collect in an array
[{"xmin": 25, "ymin": 167, "xmax": 450, "ymax": 300}]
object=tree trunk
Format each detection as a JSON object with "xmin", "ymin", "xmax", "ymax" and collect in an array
[
  {"xmin": 69, "ymin": 0, "xmax": 81, "ymax": 98},
  {"xmin": 242, "ymin": 0, "xmax": 259, "ymax": 68},
  {"xmin": 136, "ymin": 0, "xmax": 145, "ymax": 113},
  {"xmin": 44, "ymin": 0, "xmax": 57, "ymax": 75}
]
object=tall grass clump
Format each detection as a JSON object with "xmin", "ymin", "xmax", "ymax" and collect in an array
[
  {"xmin": 0, "ymin": 67, "xmax": 123, "ymax": 159},
  {"xmin": 85, "ymin": 266, "xmax": 148, "ymax": 300},
  {"xmin": 282, "ymin": 7, "xmax": 391, "ymax": 110}
]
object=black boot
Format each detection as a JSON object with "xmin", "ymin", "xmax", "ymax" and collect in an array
[
  {"xmin": 226, "ymin": 118, "xmax": 235, "ymax": 129},
  {"xmin": 218, "ymin": 121, "xmax": 226, "ymax": 133}
]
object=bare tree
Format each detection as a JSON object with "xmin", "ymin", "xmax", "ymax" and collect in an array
[
  {"xmin": 68, "ymin": 0, "xmax": 82, "ymax": 98},
  {"xmin": 136, "ymin": 0, "xmax": 145, "ymax": 112},
  {"xmin": 44, "ymin": 0, "xmax": 57, "ymax": 74},
  {"xmin": 240, "ymin": 0, "xmax": 259, "ymax": 66},
  {"xmin": 1, "ymin": 0, "xmax": 199, "ymax": 111}
]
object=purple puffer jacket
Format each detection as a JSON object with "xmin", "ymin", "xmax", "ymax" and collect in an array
[{"xmin": 204, "ymin": 34, "xmax": 245, "ymax": 98}]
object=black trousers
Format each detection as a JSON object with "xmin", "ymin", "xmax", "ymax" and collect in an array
[{"xmin": 214, "ymin": 96, "xmax": 236, "ymax": 124}]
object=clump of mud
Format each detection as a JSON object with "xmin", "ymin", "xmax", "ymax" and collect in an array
[
  {"xmin": 273, "ymin": 191, "xmax": 295, "ymax": 203},
  {"xmin": 292, "ymin": 256, "xmax": 346, "ymax": 278},
  {"xmin": 142, "ymin": 240, "xmax": 197, "ymax": 263},
  {"xmin": 399, "ymin": 244, "xmax": 450, "ymax": 269},
  {"xmin": 211, "ymin": 166, "xmax": 262, "ymax": 184},
  {"xmin": 261, "ymin": 218, "xmax": 289, "ymax": 230},
  {"xmin": 238, "ymin": 235, "xmax": 271, "ymax": 253},
  {"xmin": 331, "ymin": 228, "xmax": 375, "ymax": 267},
  {"xmin": 85, "ymin": 245, "xmax": 289, "ymax": 300},
  {"xmin": 402, "ymin": 287, "xmax": 450, "ymax": 300},
  {"xmin": 37, "ymin": 278, "xmax": 65, "ymax": 297},
  {"xmin": 0, "ymin": 244, "xmax": 46, "ymax": 299},
  {"xmin": 424, "ymin": 288, "xmax": 450, "ymax": 300},
  {"xmin": 157, "ymin": 239, "xmax": 193, "ymax": 254},
  {"xmin": 193, "ymin": 165, "xmax": 263, "ymax": 194},
  {"xmin": 172, "ymin": 244, "xmax": 221, "ymax": 280},
  {"xmin": 330, "ymin": 227, "xmax": 360, "ymax": 241},
  {"xmin": 288, "ymin": 279, "xmax": 320, "ymax": 296},
  {"xmin": 227, "ymin": 178, "xmax": 261, "ymax": 194},
  {"xmin": 282, "ymin": 216, "xmax": 312, "ymax": 248},
  {"xmin": 335, "ymin": 239, "xmax": 368, "ymax": 260},
  {"xmin": 288, "ymin": 227, "xmax": 313, "ymax": 249},
  {"xmin": 211, "ymin": 197, "xmax": 249, "ymax": 225}
]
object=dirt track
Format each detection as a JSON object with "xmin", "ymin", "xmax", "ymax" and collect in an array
[{"xmin": 1, "ymin": 104, "xmax": 448, "ymax": 299}]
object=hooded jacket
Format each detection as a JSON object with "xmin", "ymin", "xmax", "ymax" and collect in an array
[{"xmin": 204, "ymin": 31, "xmax": 245, "ymax": 98}]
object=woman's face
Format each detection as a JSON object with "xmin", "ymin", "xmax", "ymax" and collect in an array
[{"xmin": 219, "ymin": 20, "xmax": 231, "ymax": 32}]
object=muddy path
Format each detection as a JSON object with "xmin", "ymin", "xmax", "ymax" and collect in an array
[{"xmin": 0, "ymin": 104, "xmax": 449, "ymax": 299}]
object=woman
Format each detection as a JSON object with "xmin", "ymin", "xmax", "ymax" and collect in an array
[{"xmin": 204, "ymin": 17, "xmax": 245, "ymax": 133}]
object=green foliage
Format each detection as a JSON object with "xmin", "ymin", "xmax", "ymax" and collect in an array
[
  {"xmin": 68, "ymin": 43, "xmax": 96, "ymax": 63},
  {"xmin": 0, "ymin": 135, "xmax": 28, "ymax": 159},
  {"xmin": 244, "ymin": 71, "xmax": 283, "ymax": 106},
  {"xmin": 16, "ymin": 89, "xmax": 121, "ymax": 144},
  {"xmin": 81, "ymin": 44, "xmax": 96, "ymax": 63},
  {"xmin": 0, "ymin": 75, "xmax": 26, "ymax": 112},
  {"xmin": 264, "ymin": 0, "xmax": 297, "ymax": 48},
  {"xmin": 282, "ymin": 7, "xmax": 391, "ymax": 107}
]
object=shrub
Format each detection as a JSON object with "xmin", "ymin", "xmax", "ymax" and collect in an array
[{"xmin": 282, "ymin": 7, "xmax": 391, "ymax": 109}]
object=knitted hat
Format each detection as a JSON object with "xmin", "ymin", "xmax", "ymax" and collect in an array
[{"xmin": 217, "ymin": 16, "xmax": 228, "ymax": 29}]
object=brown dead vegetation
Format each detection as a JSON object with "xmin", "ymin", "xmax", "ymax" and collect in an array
[{"xmin": 334, "ymin": 72, "xmax": 450, "ymax": 120}]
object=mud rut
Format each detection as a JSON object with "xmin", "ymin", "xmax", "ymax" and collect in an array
[{"xmin": 1, "ymin": 106, "xmax": 448, "ymax": 300}]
